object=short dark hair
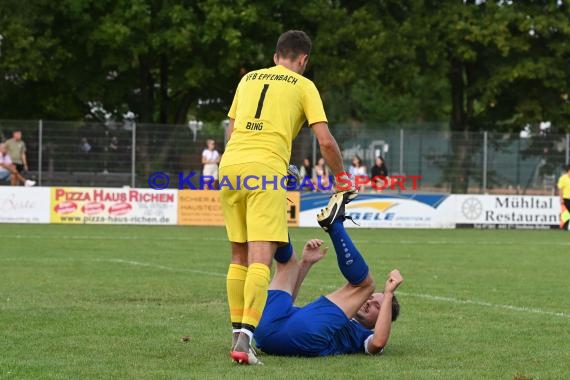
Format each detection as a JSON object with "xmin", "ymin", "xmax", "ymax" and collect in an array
[
  {"xmin": 565, "ymin": 164, "xmax": 570, "ymax": 172},
  {"xmin": 391, "ymin": 294, "xmax": 400, "ymax": 322},
  {"xmin": 275, "ymin": 30, "xmax": 312, "ymax": 60}
]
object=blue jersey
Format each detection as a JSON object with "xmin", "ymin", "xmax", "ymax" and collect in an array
[
  {"xmin": 255, "ymin": 291, "xmax": 374, "ymax": 357},
  {"xmin": 319, "ymin": 319, "xmax": 373, "ymax": 356}
]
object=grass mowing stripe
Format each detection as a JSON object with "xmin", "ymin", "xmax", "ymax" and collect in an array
[
  {"xmin": 3, "ymin": 252, "xmax": 569, "ymax": 319},
  {"xmin": 22, "ymin": 255, "xmax": 563, "ymax": 320}
]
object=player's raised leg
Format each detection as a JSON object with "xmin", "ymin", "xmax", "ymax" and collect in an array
[
  {"xmin": 270, "ymin": 236, "xmax": 328, "ymax": 299},
  {"xmin": 318, "ymin": 193, "xmax": 375, "ymax": 317},
  {"xmin": 268, "ymin": 235, "xmax": 297, "ymax": 293}
]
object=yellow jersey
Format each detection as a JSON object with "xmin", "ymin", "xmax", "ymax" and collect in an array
[
  {"xmin": 558, "ymin": 173, "xmax": 570, "ymax": 198},
  {"xmin": 221, "ymin": 65, "xmax": 327, "ymax": 175}
]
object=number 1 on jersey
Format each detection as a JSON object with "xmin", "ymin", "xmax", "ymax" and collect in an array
[{"xmin": 255, "ymin": 84, "xmax": 269, "ymax": 119}]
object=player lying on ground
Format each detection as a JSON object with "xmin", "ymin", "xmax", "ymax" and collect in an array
[{"xmin": 253, "ymin": 192, "xmax": 403, "ymax": 358}]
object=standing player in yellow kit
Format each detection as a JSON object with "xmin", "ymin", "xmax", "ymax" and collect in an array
[{"xmin": 220, "ymin": 30, "xmax": 354, "ymax": 365}]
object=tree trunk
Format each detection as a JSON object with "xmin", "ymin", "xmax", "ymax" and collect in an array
[
  {"xmin": 137, "ymin": 56, "xmax": 155, "ymax": 177},
  {"xmin": 159, "ymin": 54, "xmax": 168, "ymax": 124},
  {"xmin": 174, "ymin": 92, "xmax": 194, "ymax": 124},
  {"xmin": 449, "ymin": 57, "xmax": 469, "ymax": 193},
  {"xmin": 138, "ymin": 55, "xmax": 155, "ymax": 123}
]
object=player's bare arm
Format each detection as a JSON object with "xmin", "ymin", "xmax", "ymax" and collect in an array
[
  {"xmin": 226, "ymin": 118, "xmax": 235, "ymax": 141},
  {"xmin": 310, "ymin": 122, "xmax": 344, "ymax": 176},
  {"xmin": 291, "ymin": 239, "xmax": 328, "ymax": 301},
  {"xmin": 367, "ymin": 270, "xmax": 404, "ymax": 354}
]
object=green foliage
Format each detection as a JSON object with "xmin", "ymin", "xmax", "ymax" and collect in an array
[{"xmin": 0, "ymin": 0, "xmax": 568, "ymax": 130}]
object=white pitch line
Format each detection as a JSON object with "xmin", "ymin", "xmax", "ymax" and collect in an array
[
  {"xmin": 104, "ymin": 258, "xmax": 570, "ymax": 319},
  {"xmin": 95, "ymin": 258, "xmax": 226, "ymax": 278},
  {"xmin": 396, "ymin": 292, "xmax": 570, "ymax": 319}
]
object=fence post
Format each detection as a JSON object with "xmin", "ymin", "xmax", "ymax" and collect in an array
[
  {"xmin": 516, "ymin": 137, "xmax": 521, "ymax": 193},
  {"xmin": 566, "ymin": 133, "xmax": 569, "ymax": 165},
  {"xmin": 482, "ymin": 131, "xmax": 488, "ymax": 193},
  {"xmin": 131, "ymin": 123, "xmax": 136, "ymax": 188},
  {"xmin": 399, "ymin": 129, "xmax": 404, "ymax": 175},
  {"xmin": 38, "ymin": 119, "xmax": 43, "ymax": 186}
]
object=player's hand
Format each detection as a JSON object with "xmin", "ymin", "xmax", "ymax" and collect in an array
[
  {"xmin": 301, "ymin": 239, "xmax": 328, "ymax": 264},
  {"xmin": 335, "ymin": 186, "xmax": 358, "ymax": 203},
  {"xmin": 384, "ymin": 269, "xmax": 404, "ymax": 294},
  {"xmin": 333, "ymin": 174, "xmax": 358, "ymax": 202}
]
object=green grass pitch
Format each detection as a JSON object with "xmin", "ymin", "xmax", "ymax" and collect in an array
[{"xmin": 1, "ymin": 224, "xmax": 569, "ymax": 379}]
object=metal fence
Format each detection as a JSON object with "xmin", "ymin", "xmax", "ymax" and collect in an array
[{"xmin": 1, "ymin": 119, "xmax": 568, "ymax": 194}]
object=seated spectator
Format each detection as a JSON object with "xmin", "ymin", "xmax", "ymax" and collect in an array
[
  {"xmin": 349, "ymin": 155, "xmax": 367, "ymax": 192},
  {"xmin": 313, "ymin": 157, "xmax": 331, "ymax": 191},
  {"xmin": 371, "ymin": 156, "xmax": 388, "ymax": 177},
  {"xmin": 370, "ymin": 156, "xmax": 389, "ymax": 192},
  {"xmin": 299, "ymin": 157, "xmax": 313, "ymax": 180},
  {"xmin": 0, "ymin": 143, "xmax": 35, "ymax": 186}
]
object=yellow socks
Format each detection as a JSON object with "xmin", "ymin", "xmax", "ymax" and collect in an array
[
  {"xmin": 241, "ymin": 263, "xmax": 270, "ymax": 330},
  {"xmin": 226, "ymin": 264, "xmax": 247, "ymax": 330}
]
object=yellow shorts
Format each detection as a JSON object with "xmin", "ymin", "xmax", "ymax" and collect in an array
[{"xmin": 219, "ymin": 163, "xmax": 288, "ymax": 243}]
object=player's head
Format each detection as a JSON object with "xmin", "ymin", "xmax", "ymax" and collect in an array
[
  {"xmin": 274, "ymin": 30, "xmax": 312, "ymax": 75},
  {"xmin": 356, "ymin": 292, "xmax": 400, "ymax": 329},
  {"xmin": 12, "ymin": 130, "xmax": 22, "ymax": 140},
  {"xmin": 565, "ymin": 163, "xmax": 570, "ymax": 173}
]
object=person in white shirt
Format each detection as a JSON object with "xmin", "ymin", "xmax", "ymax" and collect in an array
[
  {"xmin": 202, "ymin": 139, "xmax": 221, "ymax": 189},
  {"xmin": 349, "ymin": 155, "xmax": 367, "ymax": 192},
  {"xmin": 0, "ymin": 143, "xmax": 35, "ymax": 186}
]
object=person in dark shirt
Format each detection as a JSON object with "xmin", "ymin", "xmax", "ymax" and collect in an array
[
  {"xmin": 371, "ymin": 156, "xmax": 388, "ymax": 178},
  {"xmin": 370, "ymin": 156, "xmax": 389, "ymax": 191}
]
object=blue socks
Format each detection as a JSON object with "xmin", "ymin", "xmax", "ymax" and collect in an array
[
  {"xmin": 273, "ymin": 225, "xmax": 369, "ymax": 286},
  {"xmin": 328, "ymin": 221, "xmax": 369, "ymax": 285},
  {"xmin": 274, "ymin": 234, "xmax": 293, "ymax": 263}
]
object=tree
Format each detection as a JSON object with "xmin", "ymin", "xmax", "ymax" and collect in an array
[{"xmin": 420, "ymin": 0, "xmax": 569, "ymax": 192}]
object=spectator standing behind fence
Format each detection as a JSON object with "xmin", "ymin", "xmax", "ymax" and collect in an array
[
  {"xmin": 0, "ymin": 143, "xmax": 35, "ymax": 186},
  {"xmin": 5, "ymin": 130, "xmax": 29, "ymax": 174},
  {"xmin": 109, "ymin": 136, "xmax": 119, "ymax": 153},
  {"xmin": 558, "ymin": 164, "xmax": 570, "ymax": 216},
  {"xmin": 79, "ymin": 137, "xmax": 92, "ymax": 154},
  {"xmin": 202, "ymin": 139, "xmax": 220, "ymax": 189},
  {"xmin": 349, "ymin": 155, "xmax": 367, "ymax": 192}
]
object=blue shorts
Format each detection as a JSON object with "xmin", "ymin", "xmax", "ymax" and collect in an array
[
  {"xmin": 0, "ymin": 170, "xmax": 11, "ymax": 181},
  {"xmin": 254, "ymin": 290, "xmax": 349, "ymax": 356}
]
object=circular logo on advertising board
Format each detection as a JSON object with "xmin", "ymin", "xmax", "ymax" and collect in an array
[{"xmin": 461, "ymin": 197, "xmax": 483, "ymax": 220}]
